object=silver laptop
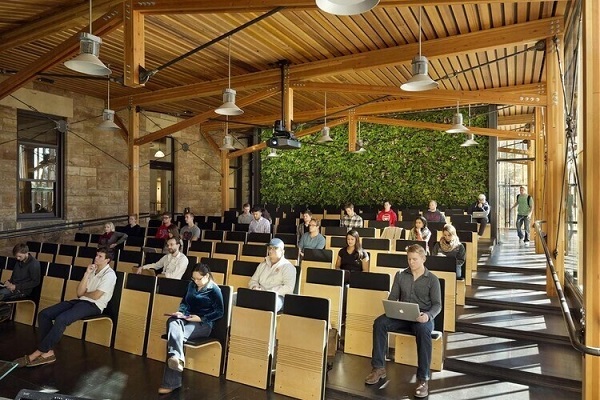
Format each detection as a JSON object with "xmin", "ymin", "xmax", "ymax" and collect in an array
[
  {"xmin": 472, "ymin": 211, "xmax": 488, "ymax": 219},
  {"xmin": 382, "ymin": 300, "xmax": 421, "ymax": 321}
]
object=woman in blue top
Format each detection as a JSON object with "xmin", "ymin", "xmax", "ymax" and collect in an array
[{"xmin": 159, "ymin": 263, "xmax": 224, "ymax": 394}]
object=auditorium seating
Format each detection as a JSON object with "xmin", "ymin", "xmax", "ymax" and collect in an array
[
  {"xmin": 228, "ymin": 260, "xmax": 259, "ymax": 292},
  {"xmin": 2, "ymin": 261, "xmax": 48, "ymax": 325},
  {"xmin": 301, "ymin": 267, "xmax": 344, "ymax": 331},
  {"xmin": 55, "ymin": 244, "xmax": 77, "ymax": 265},
  {"xmin": 200, "ymin": 257, "xmax": 229, "ymax": 285}
]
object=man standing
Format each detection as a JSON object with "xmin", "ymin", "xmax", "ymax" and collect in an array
[
  {"xmin": 376, "ymin": 201, "xmax": 397, "ymax": 226},
  {"xmin": 365, "ymin": 244, "xmax": 441, "ymax": 398},
  {"xmin": 248, "ymin": 206, "xmax": 271, "ymax": 234},
  {"xmin": 179, "ymin": 212, "xmax": 200, "ymax": 241},
  {"xmin": 156, "ymin": 212, "xmax": 174, "ymax": 239},
  {"xmin": 136, "ymin": 238, "xmax": 189, "ymax": 279},
  {"xmin": 16, "ymin": 247, "xmax": 117, "ymax": 367},
  {"xmin": 511, "ymin": 186, "xmax": 533, "ymax": 245},
  {"xmin": 248, "ymin": 238, "xmax": 296, "ymax": 312},
  {"xmin": 0, "ymin": 243, "xmax": 41, "ymax": 323},
  {"xmin": 237, "ymin": 203, "xmax": 253, "ymax": 224},
  {"xmin": 341, "ymin": 203, "xmax": 363, "ymax": 229}
]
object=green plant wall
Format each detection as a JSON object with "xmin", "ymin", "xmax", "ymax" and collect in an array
[{"xmin": 260, "ymin": 109, "xmax": 489, "ymax": 209}]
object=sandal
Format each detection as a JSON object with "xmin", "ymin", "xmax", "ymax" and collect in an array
[{"xmin": 27, "ymin": 354, "xmax": 56, "ymax": 367}]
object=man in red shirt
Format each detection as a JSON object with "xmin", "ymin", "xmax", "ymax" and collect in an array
[
  {"xmin": 376, "ymin": 201, "xmax": 397, "ymax": 226},
  {"xmin": 156, "ymin": 212, "xmax": 173, "ymax": 239}
]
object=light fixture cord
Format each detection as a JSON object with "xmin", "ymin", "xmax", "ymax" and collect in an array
[
  {"xmin": 418, "ymin": 7, "xmax": 422, "ymax": 57},
  {"xmin": 106, "ymin": 74, "xmax": 110, "ymax": 109},
  {"xmin": 89, "ymin": 0, "xmax": 92, "ymax": 34},
  {"xmin": 227, "ymin": 36, "xmax": 232, "ymax": 89},
  {"xmin": 324, "ymin": 92, "xmax": 327, "ymax": 125}
]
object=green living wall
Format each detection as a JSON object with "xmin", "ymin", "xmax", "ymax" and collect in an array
[{"xmin": 260, "ymin": 109, "xmax": 489, "ymax": 209}]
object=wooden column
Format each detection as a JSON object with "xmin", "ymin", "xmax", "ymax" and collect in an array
[
  {"xmin": 283, "ymin": 64, "xmax": 293, "ymax": 131},
  {"xmin": 544, "ymin": 37, "xmax": 566, "ymax": 297},
  {"xmin": 221, "ymin": 150, "xmax": 230, "ymax": 213},
  {"xmin": 128, "ymin": 106, "xmax": 140, "ymax": 217},
  {"xmin": 124, "ymin": 0, "xmax": 145, "ymax": 88},
  {"xmin": 583, "ymin": 0, "xmax": 600, "ymax": 397},
  {"xmin": 533, "ymin": 107, "xmax": 545, "ymax": 254}
]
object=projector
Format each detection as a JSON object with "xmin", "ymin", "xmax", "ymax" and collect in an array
[{"xmin": 267, "ymin": 136, "xmax": 301, "ymax": 149}]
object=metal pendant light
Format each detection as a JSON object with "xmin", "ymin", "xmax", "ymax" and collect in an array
[
  {"xmin": 215, "ymin": 37, "xmax": 243, "ymax": 116},
  {"xmin": 316, "ymin": 0, "xmax": 379, "ymax": 15},
  {"xmin": 97, "ymin": 75, "xmax": 120, "ymax": 131},
  {"xmin": 460, "ymin": 105, "xmax": 478, "ymax": 146},
  {"xmin": 317, "ymin": 92, "xmax": 333, "ymax": 143},
  {"xmin": 220, "ymin": 117, "xmax": 236, "ymax": 151},
  {"xmin": 64, "ymin": 0, "xmax": 111, "ymax": 76},
  {"xmin": 267, "ymin": 148, "xmax": 280, "ymax": 158},
  {"xmin": 446, "ymin": 101, "xmax": 470, "ymax": 133},
  {"xmin": 400, "ymin": 7, "xmax": 438, "ymax": 92},
  {"xmin": 352, "ymin": 121, "xmax": 366, "ymax": 153}
]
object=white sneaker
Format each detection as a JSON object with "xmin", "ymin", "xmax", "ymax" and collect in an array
[{"xmin": 524, "ymin": 241, "xmax": 530, "ymax": 247}]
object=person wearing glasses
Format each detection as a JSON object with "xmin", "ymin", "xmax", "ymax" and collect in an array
[
  {"xmin": 136, "ymin": 237, "xmax": 188, "ymax": 279},
  {"xmin": 298, "ymin": 218, "xmax": 325, "ymax": 257},
  {"xmin": 248, "ymin": 238, "xmax": 296, "ymax": 312},
  {"xmin": 158, "ymin": 263, "xmax": 224, "ymax": 395},
  {"xmin": 468, "ymin": 194, "xmax": 490, "ymax": 236},
  {"xmin": 156, "ymin": 212, "xmax": 174, "ymax": 240}
]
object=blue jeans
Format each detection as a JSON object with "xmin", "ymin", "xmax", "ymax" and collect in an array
[
  {"xmin": 37, "ymin": 299, "xmax": 101, "ymax": 352},
  {"xmin": 161, "ymin": 317, "xmax": 212, "ymax": 389},
  {"xmin": 0, "ymin": 287, "xmax": 27, "ymax": 318},
  {"xmin": 516, "ymin": 215, "xmax": 530, "ymax": 241},
  {"xmin": 473, "ymin": 217, "xmax": 488, "ymax": 236},
  {"xmin": 371, "ymin": 314, "xmax": 434, "ymax": 381}
]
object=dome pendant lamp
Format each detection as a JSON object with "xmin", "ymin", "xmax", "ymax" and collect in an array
[
  {"xmin": 400, "ymin": 7, "xmax": 438, "ymax": 92},
  {"xmin": 317, "ymin": 92, "xmax": 334, "ymax": 143},
  {"xmin": 446, "ymin": 101, "xmax": 470, "ymax": 133},
  {"xmin": 215, "ymin": 37, "xmax": 243, "ymax": 116},
  {"xmin": 316, "ymin": 0, "xmax": 379, "ymax": 15},
  {"xmin": 97, "ymin": 75, "xmax": 120, "ymax": 131}
]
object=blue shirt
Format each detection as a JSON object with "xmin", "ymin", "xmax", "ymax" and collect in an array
[{"xmin": 178, "ymin": 280, "xmax": 224, "ymax": 327}]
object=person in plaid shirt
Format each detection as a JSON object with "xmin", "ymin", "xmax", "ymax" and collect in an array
[{"xmin": 341, "ymin": 203, "xmax": 363, "ymax": 229}]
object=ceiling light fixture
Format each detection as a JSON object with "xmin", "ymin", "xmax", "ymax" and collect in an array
[
  {"xmin": 316, "ymin": 0, "xmax": 379, "ymax": 15},
  {"xmin": 318, "ymin": 92, "xmax": 334, "ymax": 143},
  {"xmin": 64, "ymin": 0, "xmax": 111, "ymax": 76},
  {"xmin": 267, "ymin": 148, "xmax": 280, "ymax": 158},
  {"xmin": 97, "ymin": 74, "xmax": 120, "ymax": 131},
  {"xmin": 460, "ymin": 133, "xmax": 479, "ymax": 147},
  {"xmin": 352, "ymin": 121, "xmax": 366, "ymax": 153},
  {"xmin": 220, "ymin": 117, "xmax": 236, "ymax": 151},
  {"xmin": 400, "ymin": 7, "xmax": 438, "ymax": 92},
  {"xmin": 215, "ymin": 37, "xmax": 243, "ymax": 116},
  {"xmin": 446, "ymin": 101, "xmax": 469, "ymax": 133},
  {"xmin": 154, "ymin": 147, "xmax": 165, "ymax": 158}
]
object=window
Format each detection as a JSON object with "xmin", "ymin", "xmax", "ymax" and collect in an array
[{"xmin": 17, "ymin": 109, "xmax": 64, "ymax": 219}]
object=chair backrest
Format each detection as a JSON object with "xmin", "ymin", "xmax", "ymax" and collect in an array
[
  {"xmin": 224, "ymin": 230, "xmax": 247, "ymax": 244},
  {"xmin": 0, "ymin": 255, "xmax": 6, "ymax": 270},
  {"xmin": 116, "ymin": 249, "xmax": 143, "ymax": 273},
  {"xmin": 275, "ymin": 224, "xmax": 296, "ymax": 234},
  {"xmin": 323, "ymin": 226, "xmax": 347, "ymax": 237},
  {"xmin": 452, "ymin": 221, "xmax": 478, "ymax": 233},
  {"xmin": 144, "ymin": 237, "xmax": 165, "ymax": 251},
  {"xmin": 240, "ymin": 243, "xmax": 267, "ymax": 263},
  {"xmin": 362, "ymin": 237, "xmax": 391, "ymax": 251},
  {"xmin": 147, "ymin": 219, "xmax": 162, "ymax": 228},
  {"xmin": 26, "ymin": 241, "xmax": 42, "ymax": 256},
  {"xmin": 214, "ymin": 242, "xmax": 240, "ymax": 258},
  {"xmin": 124, "ymin": 235, "xmax": 145, "ymax": 251},
  {"xmin": 275, "ymin": 233, "xmax": 297, "ymax": 246},
  {"xmin": 38, "ymin": 242, "xmax": 59, "ymax": 263},
  {"xmin": 234, "ymin": 223, "xmax": 250, "ymax": 232},
  {"xmin": 203, "ymin": 230, "xmax": 225, "ymax": 242},
  {"xmin": 395, "ymin": 239, "xmax": 427, "ymax": 253},
  {"xmin": 223, "ymin": 210, "xmax": 237, "ymax": 223},
  {"xmin": 73, "ymin": 232, "xmax": 91, "ymax": 246},
  {"xmin": 237, "ymin": 287, "xmax": 276, "ymax": 311},
  {"xmin": 450, "ymin": 214, "xmax": 472, "ymax": 224},
  {"xmin": 181, "ymin": 256, "xmax": 197, "ymax": 281},
  {"xmin": 89, "ymin": 233, "xmax": 101, "ymax": 245},
  {"xmin": 328, "ymin": 236, "xmax": 347, "ymax": 249},
  {"xmin": 143, "ymin": 251, "xmax": 164, "ymax": 265},
  {"xmin": 229, "ymin": 260, "xmax": 259, "ymax": 292},
  {"xmin": 215, "ymin": 221, "xmax": 233, "ymax": 231},
  {"xmin": 211, "ymin": 285, "xmax": 233, "ymax": 373},
  {"xmin": 187, "ymin": 240, "xmax": 213, "ymax": 259},
  {"xmin": 303, "ymin": 248, "xmax": 333, "ymax": 264},
  {"xmin": 247, "ymin": 232, "xmax": 272, "ymax": 245},
  {"xmin": 55, "ymin": 244, "xmax": 78, "ymax": 265},
  {"xmin": 302, "ymin": 267, "xmax": 344, "ymax": 330},
  {"xmin": 73, "ymin": 246, "xmax": 97, "ymax": 268},
  {"xmin": 38, "ymin": 263, "xmax": 71, "ymax": 318},
  {"xmin": 353, "ymin": 227, "xmax": 376, "ymax": 238},
  {"xmin": 201, "ymin": 257, "xmax": 229, "ymax": 284},
  {"xmin": 283, "ymin": 247, "xmax": 299, "ymax": 265}
]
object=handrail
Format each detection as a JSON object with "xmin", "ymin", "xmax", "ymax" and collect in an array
[
  {"xmin": 0, "ymin": 213, "xmax": 151, "ymax": 240},
  {"xmin": 534, "ymin": 220, "xmax": 600, "ymax": 356}
]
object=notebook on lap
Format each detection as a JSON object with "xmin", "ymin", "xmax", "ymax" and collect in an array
[
  {"xmin": 382, "ymin": 300, "xmax": 421, "ymax": 321},
  {"xmin": 471, "ymin": 211, "xmax": 488, "ymax": 219}
]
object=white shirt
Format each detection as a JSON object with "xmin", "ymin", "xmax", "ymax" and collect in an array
[
  {"xmin": 248, "ymin": 256, "xmax": 296, "ymax": 297},
  {"xmin": 143, "ymin": 251, "xmax": 188, "ymax": 280},
  {"xmin": 79, "ymin": 265, "xmax": 117, "ymax": 312}
]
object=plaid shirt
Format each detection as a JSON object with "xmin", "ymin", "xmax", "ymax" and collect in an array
[{"xmin": 341, "ymin": 214, "xmax": 363, "ymax": 229}]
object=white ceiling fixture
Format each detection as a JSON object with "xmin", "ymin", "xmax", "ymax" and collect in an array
[
  {"xmin": 446, "ymin": 101, "xmax": 470, "ymax": 133},
  {"xmin": 267, "ymin": 148, "xmax": 280, "ymax": 158},
  {"xmin": 219, "ymin": 117, "xmax": 236, "ymax": 151},
  {"xmin": 97, "ymin": 75, "xmax": 120, "ymax": 131},
  {"xmin": 400, "ymin": 7, "xmax": 438, "ymax": 92},
  {"xmin": 317, "ymin": 92, "xmax": 333, "ymax": 143},
  {"xmin": 460, "ymin": 133, "xmax": 479, "ymax": 147},
  {"xmin": 64, "ymin": 0, "xmax": 111, "ymax": 76},
  {"xmin": 352, "ymin": 121, "xmax": 366, "ymax": 153},
  {"xmin": 316, "ymin": 0, "xmax": 379, "ymax": 15},
  {"xmin": 215, "ymin": 36, "xmax": 243, "ymax": 116}
]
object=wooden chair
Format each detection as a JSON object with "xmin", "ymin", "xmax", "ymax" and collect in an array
[
  {"xmin": 113, "ymin": 273, "xmax": 156, "ymax": 355},
  {"xmin": 73, "ymin": 246, "xmax": 97, "ymax": 268},
  {"xmin": 228, "ymin": 260, "xmax": 259, "ymax": 292},
  {"xmin": 247, "ymin": 232, "xmax": 272, "ymax": 245},
  {"xmin": 146, "ymin": 278, "xmax": 188, "ymax": 362},
  {"xmin": 116, "ymin": 249, "xmax": 143, "ymax": 274},
  {"xmin": 322, "ymin": 226, "xmax": 347, "ymax": 237},
  {"xmin": 212, "ymin": 242, "xmax": 240, "ymax": 276},
  {"xmin": 239, "ymin": 243, "xmax": 267, "ymax": 263},
  {"xmin": 124, "ymin": 235, "xmax": 144, "ymax": 251},
  {"xmin": 275, "ymin": 294, "xmax": 330, "ymax": 400},
  {"xmin": 274, "ymin": 233, "xmax": 297, "ymax": 247},
  {"xmin": 37, "ymin": 242, "xmax": 59, "ymax": 263},
  {"xmin": 274, "ymin": 224, "xmax": 296, "ymax": 234},
  {"xmin": 391, "ymin": 279, "xmax": 446, "ymax": 371},
  {"xmin": 200, "ymin": 257, "xmax": 229, "ymax": 285},
  {"xmin": 362, "ymin": 238, "xmax": 391, "ymax": 271},
  {"xmin": 426, "ymin": 254, "xmax": 462, "ymax": 313},
  {"xmin": 82, "ymin": 270, "xmax": 125, "ymax": 347},
  {"xmin": 147, "ymin": 219, "xmax": 162, "ymax": 228},
  {"xmin": 89, "ymin": 234, "xmax": 101, "ymax": 246},
  {"xmin": 143, "ymin": 237, "xmax": 165, "ymax": 253},
  {"xmin": 301, "ymin": 267, "xmax": 344, "ymax": 331},
  {"xmin": 354, "ymin": 227, "xmax": 377, "ymax": 238},
  {"xmin": 0, "ymin": 255, "xmax": 6, "ymax": 270},
  {"xmin": 36, "ymin": 263, "xmax": 71, "ymax": 324},
  {"xmin": 187, "ymin": 240, "xmax": 213, "ymax": 259},
  {"xmin": 394, "ymin": 239, "xmax": 427, "ymax": 253},
  {"xmin": 26, "ymin": 241, "xmax": 42, "ymax": 257},
  {"xmin": 299, "ymin": 248, "xmax": 334, "ymax": 292},
  {"xmin": 234, "ymin": 223, "xmax": 250, "ymax": 232},
  {"xmin": 224, "ymin": 231, "xmax": 247, "ymax": 245},
  {"xmin": 202, "ymin": 230, "xmax": 225, "ymax": 243},
  {"xmin": 380, "ymin": 226, "xmax": 404, "ymax": 241},
  {"xmin": 283, "ymin": 246, "xmax": 299, "ymax": 266},
  {"xmin": 215, "ymin": 221, "xmax": 234, "ymax": 231},
  {"xmin": 457, "ymin": 229, "xmax": 478, "ymax": 279},
  {"xmin": 3, "ymin": 262, "xmax": 48, "ymax": 325},
  {"xmin": 344, "ymin": 272, "xmax": 390, "ymax": 357},
  {"xmin": 55, "ymin": 244, "xmax": 77, "ymax": 265},
  {"xmin": 72, "ymin": 232, "xmax": 91, "ymax": 247},
  {"xmin": 226, "ymin": 288, "xmax": 277, "ymax": 389}
]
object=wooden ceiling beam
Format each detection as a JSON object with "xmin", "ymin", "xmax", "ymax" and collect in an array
[
  {"xmin": 113, "ymin": 17, "xmax": 560, "ymax": 108},
  {"xmin": 124, "ymin": 0, "xmax": 145, "ymax": 88},
  {"xmin": 364, "ymin": 116, "xmax": 535, "ymax": 140},
  {"xmin": 0, "ymin": 0, "xmax": 124, "ymax": 53},
  {"xmin": 134, "ymin": 86, "xmax": 278, "ymax": 146},
  {"xmin": 498, "ymin": 113, "xmax": 535, "ymax": 125},
  {"xmin": 291, "ymin": 82, "xmax": 546, "ymax": 106},
  {"xmin": 0, "ymin": 5, "xmax": 125, "ymax": 102}
]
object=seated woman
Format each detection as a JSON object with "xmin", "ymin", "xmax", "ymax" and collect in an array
[
  {"xmin": 298, "ymin": 218, "xmax": 326, "ymax": 257},
  {"xmin": 98, "ymin": 222, "xmax": 127, "ymax": 249},
  {"xmin": 159, "ymin": 263, "xmax": 224, "ymax": 395},
  {"xmin": 335, "ymin": 229, "xmax": 369, "ymax": 283},
  {"xmin": 123, "ymin": 215, "xmax": 143, "ymax": 237},
  {"xmin": 423, "ymin": 200, "xmax": 445, "ymax": 223},
  {"xmin": 431, "ymin": 224, "xmax": 466, "ymax": 278},
  {"xmin": 407, "ymin": 216, "xmax": 431, "ymax": 253}
]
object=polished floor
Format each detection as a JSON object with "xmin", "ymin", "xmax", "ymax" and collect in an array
[{"xmin": 0, "ymin": 232, "xmax": 582, "ymax": 400}]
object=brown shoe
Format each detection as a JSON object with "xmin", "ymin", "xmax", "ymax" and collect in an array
[
  {"xmin": 365, "ymin": 367, "xmax": 386, "ymax": 385},
  {"xmin": 158, "ymin": 387, "xmax": 179, "ymax": 395},
  {"xmin": 415, "ymin": 380, "xmax": 429, "ymax": 398}
]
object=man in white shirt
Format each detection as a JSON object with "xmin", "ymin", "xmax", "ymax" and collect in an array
[
  {"xmin": 16, "ymin": 247, "xmax": 117, "ymax": 367},
  {"xmin": 136, "ymin": 237, "xmax": 189, "ymax": 279},
  {"xmin": 248, "ymin": 238, "xmax": 296, "ymax": 312},
  {"xmin": 248, "ymin": 206, "xmax": 271, "ymax": 234}
]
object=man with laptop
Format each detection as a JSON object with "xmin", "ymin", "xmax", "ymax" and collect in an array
[
  {"xmin": 365, "ymin": 244, "xmax": 442, "ymax": 398},
  {"xmin": 469, "ymin": 193, "xmax": 491, "ymax": 236}
]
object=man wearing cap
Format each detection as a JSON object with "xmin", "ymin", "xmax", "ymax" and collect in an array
[{"xmin": 248, "ymin": 238, "xmax": 296, "ymax": 312}]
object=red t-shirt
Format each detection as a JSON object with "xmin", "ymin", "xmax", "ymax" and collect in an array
[{"xmin": 376, "ymin": 210, "xmax": 397, "ymax": 226}]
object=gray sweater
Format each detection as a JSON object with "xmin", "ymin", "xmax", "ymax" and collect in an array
[{"xmin": 389, "ymin": 267, "xmax": 442, "ymax": 322}]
